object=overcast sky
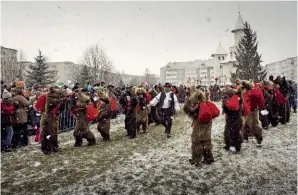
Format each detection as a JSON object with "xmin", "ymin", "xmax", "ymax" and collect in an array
[{"xmin": 1, "ymin": 1, "xmax": 297, "ymax": 75}]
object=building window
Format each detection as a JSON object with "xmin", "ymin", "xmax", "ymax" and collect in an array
[
  {"xmin": 218, "ymin": 56, "xmax": 221, "ymax": 60},
  {"xmin": 222, "ymin": 56, "xmax": 224, "ymax": 60}
]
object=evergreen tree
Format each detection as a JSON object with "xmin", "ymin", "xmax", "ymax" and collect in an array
[
  {"xmin": 231, "ymin": 22, "xmax": 267, "ymax": 83},
  {"xmin": 78, "ymin": 65, "xmax": 93, "ymax": 85},
  {"xmin": 26, "ymin": 50, "xmax": 57, "ymax": 87}
]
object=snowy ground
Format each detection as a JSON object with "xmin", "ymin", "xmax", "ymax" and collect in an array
[{"xmin": 1, "ymin": 107, "xmax": 297, "ymax": 195}]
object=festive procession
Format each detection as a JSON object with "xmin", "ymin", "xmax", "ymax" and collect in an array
[
  {"xmin": 1, "ymin": 1, "xmax": 297, "ymax": 195},
  {"xmin": 1, "ymin": 77, "xmax": 297, "ymax": 158}
]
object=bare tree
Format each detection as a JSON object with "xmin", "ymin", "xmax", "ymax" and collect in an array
[
  {"xmin": 144, "ymin": 68, "xmax": 157, "ymax": 86},
  {"xmin": 81, "ymin": 44, "xmax": 114, "ymax": 83},
  {"xmin": 17, "ymin": 49, "xmax": 26, "ymax": 81},
  {"xmin": 1, "ymin": 48, "xmax": 18, "ymax": 84}
]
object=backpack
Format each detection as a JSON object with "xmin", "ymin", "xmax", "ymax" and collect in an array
[
  {"xmin": 198, "ymin": 102, "xmax": 213, "ymax": 122},
  {"xmin": 225, "ymin": 95, "xmax": 240, "ymax": 111}
]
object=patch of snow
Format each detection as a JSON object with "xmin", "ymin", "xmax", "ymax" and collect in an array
[{"xmin": 33, "ymin": 161, "xmax": 41, "ymax": 167}]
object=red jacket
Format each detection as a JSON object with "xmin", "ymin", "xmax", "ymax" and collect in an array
[{"xmin": 1, "ymin": 101, "xmax": 15, "ymax": 125}]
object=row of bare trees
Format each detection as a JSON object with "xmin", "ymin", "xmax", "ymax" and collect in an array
[{"xmin": 73, "ymin": 44, "xmax": 158, "ymax": 87}]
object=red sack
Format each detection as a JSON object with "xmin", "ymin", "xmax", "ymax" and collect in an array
[
  {"xmin": 243, "ymin": 100, "xmax": 251, "ymax": 116},
  {"xmin": 274, "ymin": 88, "xmax": 287, "ymax": 105},
  {"xmin": 225, "ymin": 95, "xmax": 240, "ymax": 111},
  {"xmin": 249, "ymin": 87, "xmax": 264, "ymax": 110},
  {"xmin": 136, "ymin": 104, "xmax": 140, "ymax": 111},
  {"xmin": 198, "ymin": 103, "xmax": 213, "ymax": 122},
  {"xmin": 86, "ymin": 103, "xmax": 99, "ymax": 122},
  {"xmin": 34, "ymin": 94, "xmax": 47, "ymax": 112},
  {"xmin": 206, "ymin": 101, "xmax": 220, "ymax": 119},
  {"xmin": 145, "ymin": 92, "xmax": 151, "ymax": 103},
  {"xmin": 109, "ymin": 98, "xmax": 117, "ymax": 112}
]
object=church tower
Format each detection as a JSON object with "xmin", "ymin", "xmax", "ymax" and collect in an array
[{"xmin": 231, "ymin": 13, "xmax": 245, "ymax": 46}]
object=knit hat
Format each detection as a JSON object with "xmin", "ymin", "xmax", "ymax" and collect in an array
[
  {"xmin": 2, "ymin": 89, "xmax": 12, "ymax": 99},
  {"xmin": 16, "ymin": 81, "xmax": 25, "ymax": 88}
]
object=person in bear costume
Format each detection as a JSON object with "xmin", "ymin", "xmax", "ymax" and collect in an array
[
  {"xmin": 119, "ymin": 86, "xmax": 138, "ymax": 139},
  {"xmin": 96, "ymin": 90, "xmax": 111, "ymax": 141},
  {"xmin": 262, "ymin": 80, "xmax": 279, "ymax": 127},
  {"xmin": 222, "ymin": 88, "xmax": 244, "ymax": 152},
  {"xmin": 36, "ymin": 86, "xmax": 68, "ymax": 154},
  {"xmin": 273, "ymin": 76, "xmax": 289, "ymax": 125},
  {"xmin": 183, "ymin": 89, "xmax": 214, "ymax": 166},
  {"xmin": 148, "ymin": 88, "xmax": 161, "ymax": 126},
  {"xmin": 242, "ymin": 81, "xmax": 264, "ymax": 145},
  {"xmin": 70, "ymin": 91, "xmax": 96, "ymax": 147},
  {"xmin": 135, "ymin": 87, "xmax": 149, "ymax": 134}
]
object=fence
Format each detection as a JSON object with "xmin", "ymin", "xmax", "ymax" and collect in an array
[
  {"xmin": 58, "ymin": 101, "xmax": 124, "ymax": 132},
  {"xmin": 59, "ymin": 102, "xmax": 76, "ymax": 132}
]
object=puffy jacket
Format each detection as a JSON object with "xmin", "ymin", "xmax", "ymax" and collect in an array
[{"xmin": 1, "ymin": 100, "xmax": 15, "ymax": 125}]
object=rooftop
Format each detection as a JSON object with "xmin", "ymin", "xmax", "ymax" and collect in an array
[
  {"xmin": 1, "ymin": 46, "xmax": 17, "ymax": 51},
  {"xmin": 211, "ymin": 42, "xmax": 228, "ymax": 57},
  {"xmin": 231, "ymin": 13, "xmax": 245, "ymax": 33}
]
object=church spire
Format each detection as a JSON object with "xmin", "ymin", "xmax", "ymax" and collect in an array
[
  {"xmin": 231, "ymin": 12, "xmax": 244, "ymax": 33},
  {"xmin": 211, "ymin": 42, "xmax": 228, "ymax": 57}
]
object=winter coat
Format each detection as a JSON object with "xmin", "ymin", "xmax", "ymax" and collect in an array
[
  {"xmin": 1, "ymin": 99, "xmax": 15, "ymax": 126},
  {"xmin": 11, "ymin": 90, "xmax": 30, "ymax": 124}
]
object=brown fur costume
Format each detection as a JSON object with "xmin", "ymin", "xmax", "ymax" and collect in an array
[
  {"xmin": 183, "ymin": 89, "xmax": 214, "ymax": 166},
  {"xmin": 96, "ymin": 91, "xmax": 111, "ymax": 141},
  {"xmin": 222, "ymin": 89, "xmax": 243, "ymax": 152},
  {"xmin": 242, "ymin": 81, "xmax": 263, "ymax": 144},
  {"xmin": 148, "ymin": 89, "xmax": 161, "ymax": 125},
  {"xmin": 135, "ymin": 87, "xmax": 148, "ymax": 133},
  {"xmin": 259, "ymin": 87, "xmax": 272, "ymax": 129},
  {"xmin": 72, "ymin": 92, "xmax": 96, "ymax": 147},
  {"xmin": 40, "ymin": 87, "xmax": 67, "ymax": 154}
]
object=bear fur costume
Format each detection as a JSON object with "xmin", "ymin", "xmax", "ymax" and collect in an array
[
  {"xmin": 242, "ymin": 81, "xmax": 263, "ymax": 145},
  {"xmin": 39, "ymin": 87, "xmax": 68, "ymax": 154},
  {"xmin": 263, "ymin": 80, "xmax": 279, "ymax": 127},
  {"xmin": 135, "ymin": 87, "xmax": 149, "ymax": 133},
  {"xmin": 148, "ymin": 88, "xmax": 161, "ymax": 125},
  {"xmin": 274, "ymin": 77, "xmax": 290, "ymax": 124},
  {"xmin": 183, "ymin": 89, "xmax": 214, "ymax": 166},
  {"xmin": 71, "ymin": 92, "xmax": 96, "ymax": 147},
  {"xmin": 259, "ymin": 86, "xmax": 272, "ymax": 130},
  {"xmin": 119, "ymin": 87, "xmax": 138, "ymax": 139},
  {"xmin": 96, "ymin": 90, "xmax": 111, "ymax": 141},
  {"xmin": 222, "ymin": 88, "xmax": 243, "ymax": 152}
]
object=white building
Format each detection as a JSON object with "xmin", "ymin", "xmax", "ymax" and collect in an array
[
  {"xmin": 160, "ymin": 13, "xmax": 246, "ymax": 86},
  {"xmin": 265, "ymin": 57, "xmax": 297, "ymax": 81}
]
